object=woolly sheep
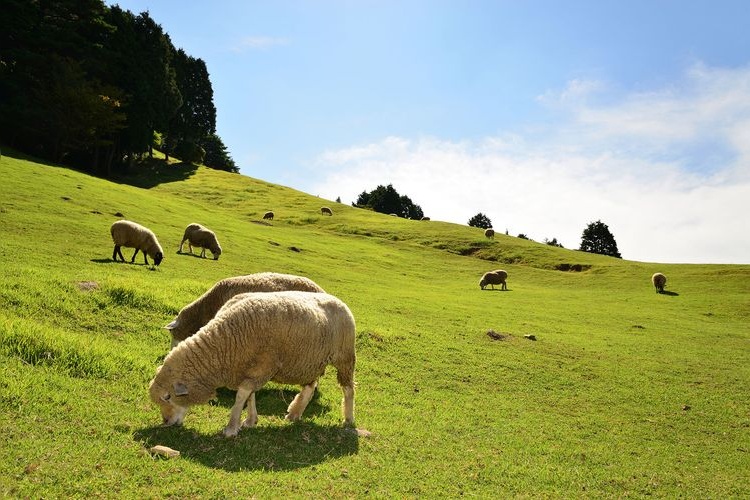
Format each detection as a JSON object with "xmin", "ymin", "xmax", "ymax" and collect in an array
[
  {"xmin": 149, "ymin": 290, "xmax": 356, "ymax": 437},
  {"xmin": 165, "ymin": 272, "xmax": 326, "ymax": 347},
  {"xmin": 652, "ymin": 272, "xmax": 667, "ymax": 293},
  {"xmin": 421, "ymin": 216, "xmax": 430, "ymax": 221},
  {"xmin": 178, "ymin": 223, "xmax": 222, "ymax": 260},
  {"xmin": 321, "ymin": 206, "xmax": 333, "ymax": 216},
  {"xmin": 263, "ymin": 211, "xmax": 274, "ymax": 220},
  {"xmin": 479, "ymin": 269, "xmax": 508, "ymax": 290},
  {"xmin": 484, "ymin": 228, "xmax": 495, "ymax": 239},
  {"xmin": 110, "ymin": 220, "xmax": 164, "ymax": 267}
]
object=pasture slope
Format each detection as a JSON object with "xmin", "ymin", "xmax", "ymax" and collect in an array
[{"xmin": 0, "ymin": 149, "xmax": 748, "ymax": 498}]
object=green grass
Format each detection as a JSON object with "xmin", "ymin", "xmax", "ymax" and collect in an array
[{"xmin": 1, "ymin": 149, "xmax": 748, "ymax": 497}]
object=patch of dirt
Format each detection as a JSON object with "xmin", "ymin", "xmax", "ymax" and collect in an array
[
  {"xmin": 76, "ymin": 281, "xmax": 99, "ymax": 291},
  {"xmin": 487, "ymin": 329, "xmax": 512, "ymax": 341}
]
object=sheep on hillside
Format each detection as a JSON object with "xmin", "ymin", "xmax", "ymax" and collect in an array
[
  {"xmin": 178, "ymin": 223, "xmax": 222, "ymax": 260},
  {"xmin": 479, "ymin": 269, "xmax": 508, "ymax": 290},
  {"xmin": 652, "ymin": 272, "xmax": 667, "ymax": 293},
  {"xmin": 263, "ymin": 211, "xmax": 274, "ymax": 220},
  {"xmin": 110, "ymin": 220, "xmax": 164, "ymax": 267},
  {"xmin": 484, "ymin": 228, "xmax": 495, "ymax": 239},
  {"xmin": 149, "ymin": 290, "xmax": 356, "ymax": 437},
  {"xmin": 321, "ymin": 206, "xmax": 333, "ymax": 216},
  {"xmin": 421, "ymin": 216, "xmax": 430, "ymax": 221},
  {"xmin": 165, "ymin": 272, "xmax": 326, "ymax": 347}
]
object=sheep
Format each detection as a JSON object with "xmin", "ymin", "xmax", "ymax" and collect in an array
[
  {"xmin": 479, "ymin": 269, "xmax": 508, "ymax": 290},
  {"xmin": 178, "ymin": 223, "xmax": 222, "ymax": 260},
  {"xmin": 165, "ymin": 272, "xmax": 326, "ymax": 347},
  {"xmin": 262, "ymin": 211, "xmax": 274, "ymax": 220},
  {"xmin": 652, "ymin": 272, "xmax": 667, "ymax": 293},
  {"xmin": 149, "ymin": 290, "xmax": 356, "ymax": 437},
  {"xmin": 321, "ymin": 206, "xmax": 333, "ymax": 216},
  {"xmin": 421, "ymin": 216, "xmax": 430, "ymax": 221},
  {"xmin": 110, "ymin": 220, "xmax": 163, "ymax": 267},
  {"xmin": 484, "ymin": 228, "xmax": 495, "ymax": 239}
]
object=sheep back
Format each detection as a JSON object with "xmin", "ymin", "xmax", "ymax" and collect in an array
[
  {"xmin": 263, "ymin": 211, "xmax": 274, "ymax": 220},
  {"xmin": 149, "ymin": 291, "xmax": 356, "ymax": 424},
  {"xmin": 321, "ymin": 206, "xmax": 333, "ymax": 216},
  {"xmin": 166, "ymin": 272, "xmax": 326, "ymax": 346},
  {"xmin": 110, "ymin": 220, "xmax": 164, "ymax": 265}
]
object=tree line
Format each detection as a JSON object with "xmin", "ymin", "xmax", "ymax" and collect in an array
[{"xmin": 0, "ymin": 0, "xmax": 238, "ymax": 175}]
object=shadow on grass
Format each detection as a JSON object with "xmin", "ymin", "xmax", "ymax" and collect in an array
[
  {"xmin": 111, "ymin": 159, "xmax": 198, "ymax": 189},
  {"xmin": 660, "ymin": 290, "xmax": 680, "ymax": 296},
  {"xmin": 134, "ymin": 388, "xmax": 357, "ymax": 471},
  {"xmin": 482, "ymin": 288, "xmax": 511, "ymax": 292}
]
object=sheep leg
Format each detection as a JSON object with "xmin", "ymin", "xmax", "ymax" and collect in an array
[
  {"xmin": 188, "ymin": 243, "xmax": 193, "ymax": 254},
  {"xmin": 200, "ymin": 247, "xmax": 206, "ymax": 258},
  {"xmin": 241, "ymin": 392, "xmax": 258, "ymax": 429},
  {"xmin": 130, "ymin": 248, "xmax": 139, "ymax": 263},
  {"xmin": 113, "ymin": 245, "xmax": 125, "ymax": 262},
  {"xmin": 224, "ymin": 383, "xmax": 255, "ymax": 437},
  {"xmin": 178, "ymin": 239, "xmax": 185, "ymax": 253},
  {"xmin": 336, "ymin": 360, "xmax": 356, "ymax": 426},
  {"xmin": 285, "ymin": 380, "xmax": 318, "ymax": 421}
]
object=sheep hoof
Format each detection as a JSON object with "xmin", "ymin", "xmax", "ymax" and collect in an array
[
  {"xmin": 241, "ymin": 416, "xmax": 258, "ymax": 428},
  {"xmin": 222, "ymin": 426, "xmax": 240, "ymax": 438},
  {"xmin": 284, "ymin": 413, "xmax": 301, "ymax": 422}
]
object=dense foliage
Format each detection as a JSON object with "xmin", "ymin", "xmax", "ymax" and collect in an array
[
  {"xmin": 579, "ymin": 220, "xmax": 622, "ymax": 258},
  {"xmin": 0, "ymin": 0, "xmax": 237, "ymax": 174},
  {"xmin": 467, "ymin": 212, "xmax": 492, "ymax": 229},
  {"xmin": 354, "ymin": 184, "xmax": 424, "ymax": 219}
]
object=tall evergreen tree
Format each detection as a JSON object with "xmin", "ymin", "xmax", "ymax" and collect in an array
[
  {"xmin": 201, "ymin": 133, "xmax": 239, "ymax": 172},
  {"xmin": 468, "ymin": 213, "xmax": 492, "ymax": 229},
  {"xmin": 579, "ymin": 220, "xmax": 622, "ymax": 258}
]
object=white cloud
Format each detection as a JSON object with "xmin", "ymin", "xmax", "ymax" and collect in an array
[
  {"xmin": 231, "ymin": 36, "xmax": 290, "ymax": 52},
  {"xmin": 309, "ymin": 64, "xmax": 750, "ymax": 264}
]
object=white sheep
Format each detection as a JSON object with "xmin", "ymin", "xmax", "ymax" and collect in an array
[
  {"xmin": 262, "ymin": 211, "xmax": 274, "ymax": 220},
  {"xmin": 149, "ymin": 290, "xmax": 356, "ymax": 437},
  {"xmin": 421, "ymin": 216, "xmax": 430, "ymax": 221},
  {"xmin": 165, "ymin": 272, "xmax": 326, "ymax": 347},
  {"xmin": 484, "ymin": 228, "xmax": 495, "ymax": 239},
  {"xmin": 321, "ymin": 206, "xmax": 333, "ymax": 216},
  {"xmin": 652, "ymin": 272, "xmax": 667, "ymax": 293},
  {"xmin": 479, "ymin": 269, "xmax": 508, "ymax": 290},
  {"xmin": 110, "ymin": 220, "xmax": 164, "ymax": 267},
  {"xmin": 178, "ymin": 223, "xmax": 222, "ymax": 260}
]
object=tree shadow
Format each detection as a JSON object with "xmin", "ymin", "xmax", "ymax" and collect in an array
[
  {"xmin": 660, "ymin": 290, "xmax": 680, "ymax": 296},
  {"xmin": 111, "ymin": 159, "xmax": 198, "ymax": 189}
]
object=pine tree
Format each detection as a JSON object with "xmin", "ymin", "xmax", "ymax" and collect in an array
[{"xmin": 468, "ymin": 213, "xmax": 492, "ymax": 229}]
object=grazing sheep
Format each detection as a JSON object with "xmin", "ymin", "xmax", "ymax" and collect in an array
[
  {"xmin": 652, "ymin": 272, "xmax": 667, "ymax": 293},
  {"xmin": 110, "ymin": 220, "xmax": 164, "ymax": 267},
  {"xmin": 321, "ymin": 206, "xmax": 333, "ymax": 216},
  {"xmin": 484, "ymin": 228, "xmax": 495, "ymax": 239},
  {"xmin": 165, "ymin": 272, "xmax": 326, "ymax": 347},
  {"xmin": 479, "ymin": 269, "xmax": 508, "ymax": 290},
  {"xmin": 421, "ymin": 216, "xmax": 430, "ymax": 221},
  {"xmin": 263, "ymin": 211, "xmax": 274, "ymax": 220},
  {"xmin": 149, "ymin": 291, "xmax": 356, "ymax": 437},
  {"xmin": 178, "ymin": 223, "xmax": 222, "ymax": 260}
]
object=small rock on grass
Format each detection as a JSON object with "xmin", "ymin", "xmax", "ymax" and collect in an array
[{"xmin": 149, "ymin": 445, "xmax": 180, "ymax": 459}]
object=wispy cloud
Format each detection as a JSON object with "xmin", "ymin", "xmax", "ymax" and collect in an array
[
  {"xmin": 309, "ymin": 64, "xmax": 750, "ymax": 264},
  {"xmin": 231, "ymin": 36, "xmax": 290, "ymax": 53}
]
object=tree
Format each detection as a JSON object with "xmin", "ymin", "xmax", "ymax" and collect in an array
[
  {"xmin": 579, "ymin": 220, "xmax": 622, "ymax": 258},
  {"xmin": 355, "ymin": 184, "xmax": 423, "ymax": 218},
  {"xmin": 468, "ymin": 213, "xmax": 492, "ymax": 229},
  {"xmin": 201, "ymin": 133, "xmax": 238, "ymax": 172},
  {"xmin": 544, "ymin": 237, "xmax": 564, "ymax": 248}
]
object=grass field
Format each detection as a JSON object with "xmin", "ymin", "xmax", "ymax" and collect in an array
[{"xmin": 0, "ymin": 149, "xmax": 748, "ymax": 497}]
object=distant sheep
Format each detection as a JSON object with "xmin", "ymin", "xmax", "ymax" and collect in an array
[
  {"xmin": 165, "ymin": 272, "xmax": 326, "ymax": 347},
  {"xmin": 652, "ymin": 272, "xmax": 667, "ymax": 293},
  {"xmin": 263, "ymin": 211, "xmax": 274, "ymax": 220},
  {"xmin": 484, "ymin": 228, "xmax": 495, "ymax": 239},
  {"xmin": 178, "ymin": 223, "xmax": 222, "ymax": 260},
  {"xmin": 421, "ymin": 216, "xmax": 430, "ymax": 221},
  {"xmin": 149, "ymin": 291, "xmax": 356, "ymax": 437},
  {"xmin": 110, "ymin": 220, "xmax": 163, "ymax": 267},
  {"xmin": 321, "ymin": 206, "xmax": 333, "ymax": 216},
  {"xmin": 479, "ymin": 269, "xmax": 508, "ymax": 290}
]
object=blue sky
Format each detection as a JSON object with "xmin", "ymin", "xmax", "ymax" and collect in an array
[{"xmin": 108, "ymin": 1, "xmax": 750, "ymax": 263}]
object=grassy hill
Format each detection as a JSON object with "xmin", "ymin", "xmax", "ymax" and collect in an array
[{"xmin": 1, "ymin": 149, "xmax": 748, "ymax": 497}]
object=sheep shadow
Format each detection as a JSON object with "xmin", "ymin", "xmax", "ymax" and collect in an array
[
  {"xmin": 133, "ymin": 420, "xmax": 360, "ymax": 471},
  {"xmin": 90, "ymin": 257, "xmax": 160, "ymax": 270},
  {"xmin": 175, "ymin": 251, "xmax": 211, "ymax": 259},
  {"xmin": 659, "ymin": 290, "xmax": 680, "ymax": 296},
  {"xmin": 213, "ymin": 386, "xmax": 330, "ymax": 419},
  {"xmin": 482, "ymin": 288, "xmax": 511, "ymax": 292}
]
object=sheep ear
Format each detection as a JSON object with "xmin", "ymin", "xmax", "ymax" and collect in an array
[
  {"xmin": 173, "ymin": 381, "xmax": 189, "ymax": 396},
  {"xmin": 164, "ymin": 319, "xmax": 178, "ymax": 331}
]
